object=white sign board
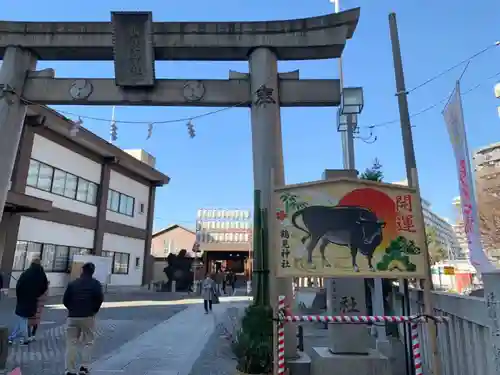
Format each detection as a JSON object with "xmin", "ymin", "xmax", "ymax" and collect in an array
[{"xmin": 73, "ymin": 255, "xmax": 112, "ymax": 285}]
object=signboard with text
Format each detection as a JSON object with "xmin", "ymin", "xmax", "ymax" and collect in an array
[
  {"xmin": 443, "ymin": 266, "xmax": 455, "ymax": 275},
  {"xmin": 274, "ymin": 178, "xmax": 427, "ymax": 278},
  {"xmin": 112, "ymin": 12, "xmax": 155, "ymax": 87}
]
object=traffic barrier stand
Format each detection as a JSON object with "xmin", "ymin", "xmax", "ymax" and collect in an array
[{"xmin": 276, "ymin": 295, "xmax": 449, "ymax": 375}]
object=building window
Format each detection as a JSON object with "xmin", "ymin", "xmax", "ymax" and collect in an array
[
  {"xmin": 53, "ymin": 245, "xmax": 70, "ymax": 272},
  {"xmin": 13, "ymin": 241, "xmax": 90, "ymax": 272},
  {"xmin": 68, "ymin": 247, "xmax": 91, "ymax": 271},
  {"xmin": 64, "ymin": 174, "xmax": 78, "ymax": 199},
  {"xmin": 27, "ymin": 159, "xmax": 98, "ymax": 205},
  {"xmin": 107, "ymin": 189, "xmax": 135, "ymax": 217},
  {"xmin": 76, "ymin": 179, "xmax": 98, "ymax": 205},
  {"xmin": 37, "ymin": 163, "xmax": 54, "ymax": 191},
  {"xmin": 135, "ymin": 257, "xmax": 140, "ymax": 268},
  {"xmin": 102, "ymin": 251, "xmax": 130, "ymax": 275},
  {"xmin": 11, "ymin": 241, "xmax": 44, "ymax": 271},
  {"xmin": 113, "ymin": 252, "xmax": 130, "ymax": 274},
  {"xmin": 40, "ymin": 244, "xmax": 56, "ymax": 271}
]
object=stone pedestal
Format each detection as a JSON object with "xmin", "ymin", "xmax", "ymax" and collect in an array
[
  {"xmin": 328, "ymin": 278, "xmax": 371, "ymax": 354},
  {"xmin": 310, "ymin": 347, "xmax": 391, "ymax": 375},
  {"xmin": 287, "ymin": 351, "xmax": 311, "ymax": 375}
]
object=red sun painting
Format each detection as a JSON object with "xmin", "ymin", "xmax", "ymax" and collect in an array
[{"xmin": 338, "ymin": 188, "xmax": 398, "ymax": 251}]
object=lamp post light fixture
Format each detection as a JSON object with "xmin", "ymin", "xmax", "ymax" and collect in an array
[
  {"xmin": 340, "ymin": 87, "xmax": 364, "ymax": 115},
  {"xmin": 337, "ymin": 109, "xmax": 358, "ymax": 132},
  {"xmin": 337, "ymin": 87, "xmax": 363, "ymax": 132}
]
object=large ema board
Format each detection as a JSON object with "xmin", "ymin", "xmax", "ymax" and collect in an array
[{"xmin": 274, "ymin": 178, "xmax": 427, "ymax": 278}]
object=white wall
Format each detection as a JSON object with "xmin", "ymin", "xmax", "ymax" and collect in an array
[
  {"xmin": 27, "ymin": 134, "xmax": 101, "ymax": 217},
  {"xmin": 107, "ymin": 169, "xmax": 149, "ymax": 229},
  {"xmin": 10, "ymin": 217, "xmax": 96, "ymax": 288},
  {"xmin": 102, "ymin": 232, "xmax": 145, "ymax": 286}
]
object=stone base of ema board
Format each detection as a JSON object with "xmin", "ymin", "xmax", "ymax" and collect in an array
[{"xmin": 310, "ymin": 347, "xmax": 391, "ymax": 375}]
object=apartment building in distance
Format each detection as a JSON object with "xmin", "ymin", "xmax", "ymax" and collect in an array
[
  {"xmin": 451, "ymin": 197, "xmax": 470, "ymax": 259},
  {"xmin": 0, "ymin": 105, "xmax": 169, "ymax": 288}
]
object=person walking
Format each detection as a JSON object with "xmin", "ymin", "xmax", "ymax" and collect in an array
[
  {"xmin": 213, "ymin": 270, "xmax": 222, "ymax": 295},
  {"xmin": 63, "ymin": 262, "xmax": 104, "ymax": 375},
  {"xmin": 229, "ymin": 271, "xmax": 237, "ymax": 295},
  {"xmin": 9, "ymin": 258, "xmax": 48, "ymax": 345},
  {"xmin": 201, "ymin": 273, "xmax": 216, "ymax": 314},
  {"xmin": 221, "ymin": 271, "xmax": 227, "ymax": 295}
]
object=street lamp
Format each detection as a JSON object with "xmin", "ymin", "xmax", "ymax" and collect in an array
[
  {"xmin": 337, "ymin": 87, "xmax": 363, "ymax": 132},
  {"xmin": 337, "ymin": 109, "xmax": 357, "ymax": 132},
  {"xmin": 340, "ymin": 87, "xmax": 364, "ymax": 115}
]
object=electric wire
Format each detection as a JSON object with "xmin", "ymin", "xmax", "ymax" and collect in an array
[
  {"xmin": 363, "ymin": 69, "xmax": 500, "ymax": 130},
  {"xmin": 405, "ymin": 41, "xmax": 499, "ymax": 95}
]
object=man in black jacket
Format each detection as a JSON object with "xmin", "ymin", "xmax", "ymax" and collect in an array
[
  {"xmin": 8, "ymin": 258, "xmax": 48, "ymax": 345},
  {"xmin": 63, "ymin": 262, "xmax": 104, "ymax": 375}
]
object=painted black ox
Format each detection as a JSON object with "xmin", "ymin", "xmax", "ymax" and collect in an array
[{"xmin": 291, "ymin": 205, "xmax": 386, "ymax": 272}]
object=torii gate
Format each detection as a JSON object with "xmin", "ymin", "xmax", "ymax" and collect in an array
[{"xmin": 0, "ymin": 9, "xmax": 360, "ymax": 358}]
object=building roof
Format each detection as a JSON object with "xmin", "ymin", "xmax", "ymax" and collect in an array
[
  {"xmin": 26, "ymin": 105, "xmax": 170, "ymax": 186},
  {"xmin": 474, "ymin": 142, "xmax": 500, "ymax": 155},
  {"xmin": 153, "ymin": 224, "xmax": 196, "ymax": 237}
]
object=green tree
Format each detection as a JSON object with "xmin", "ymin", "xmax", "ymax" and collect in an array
[
  {"xmin": 360, "ymin": 158, "xmax": 383, "ymax": 182},
  {"xmin": 425, "ymin": 226, "xmax": 448, "ymax": 264}
]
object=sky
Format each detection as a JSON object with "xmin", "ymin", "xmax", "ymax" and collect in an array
[{"xmin": 3, "ymin": 0, "xmax": 500, "ymax": 231}]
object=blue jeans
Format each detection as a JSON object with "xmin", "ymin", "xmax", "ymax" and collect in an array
[{"xmin": 8, "ymin": 315, "xmax": 28, "ymax": 342}]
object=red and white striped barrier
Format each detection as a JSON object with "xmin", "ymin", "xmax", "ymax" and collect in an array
[
  {"xmin": 276, "ymin": 295, "xmax": 447, "ymax": 375},
  {"xmin": 283, "ymin": 314, "xmax": 448, "ymax": 323},
  {"xmin": 277, "ymin": 295, "xmax": 286, "ymax": 375},
  {"xmin": 411, "ymin": 323, "xmax": 423, "ymax": 375}
]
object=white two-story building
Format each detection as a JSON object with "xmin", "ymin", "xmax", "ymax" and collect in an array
[{"xmin": 0, "ymin": 105, "xmax": 169, "ymax": 289}]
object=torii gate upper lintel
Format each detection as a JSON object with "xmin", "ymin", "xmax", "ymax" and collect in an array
[{"xmin": 0, "ymin": 8, "xmax": 360, "ymax": 62}]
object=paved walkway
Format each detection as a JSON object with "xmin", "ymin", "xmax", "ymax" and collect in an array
[
  {"xmin": 91, "ymin": 296, "xmax": 250, "ymax": 375},
  {"xmin": 2, "ymin": 292, "xmax": 222, "ymax": 375}
]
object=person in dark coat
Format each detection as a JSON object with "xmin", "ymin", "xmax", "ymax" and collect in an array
[
  {"xmin": 9, "ymin": 258, "xmax": 48, "ymax": 345},
  {"xmin": 63, "ymin": 262, "xmax": 104, "ymax": 375}
]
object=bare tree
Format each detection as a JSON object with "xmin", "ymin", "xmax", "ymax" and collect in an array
[{"xmin": 476, "ymin": 171, "xmax": 500, "ymax": 255}]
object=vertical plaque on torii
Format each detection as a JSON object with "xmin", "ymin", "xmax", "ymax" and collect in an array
[{"xmin": 111, "ymin": 11, "xmax": 155, "ymax": 87}]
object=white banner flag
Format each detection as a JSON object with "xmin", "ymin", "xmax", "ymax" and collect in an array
[{"xmin": 443, "ymin": 81, "xmax": 495, "ymax": 273}]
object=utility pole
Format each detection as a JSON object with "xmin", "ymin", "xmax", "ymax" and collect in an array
[{"xmin": 389, "ymin": 12, "xmax": 442, "ymax": 375}]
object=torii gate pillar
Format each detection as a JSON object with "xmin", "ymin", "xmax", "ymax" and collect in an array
[
  {"xmin": 249, "ymin": 47, "xmax": 296, "ymax": 358},
  {"xmin": 0, "ymin": 47, "xmax": 37, "ymax": 223}
]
